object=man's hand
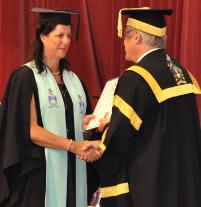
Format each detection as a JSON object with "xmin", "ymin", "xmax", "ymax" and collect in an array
[
  {"xmin": 70, "ymin": 140, "xmax": 102, "ymax": 162},
  {"xmin": 79, "ymin": 140, "xmax": 102, "ymax": 162},
  {"xmin": 98, "ymin": 112, "xmax": 110, "ymax": 132},
  {"xmin": 80, "ymin": 140, "xmax": 102, "ymax": 162}
]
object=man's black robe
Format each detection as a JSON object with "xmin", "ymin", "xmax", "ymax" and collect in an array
[{"xmin": 97, "ymin": 49, "xmax": 201, "ymax": 207}]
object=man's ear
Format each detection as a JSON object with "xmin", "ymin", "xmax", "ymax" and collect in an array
[{"xmin": 134, "ymin": 30, "xmax": 142, "ymax": 44}]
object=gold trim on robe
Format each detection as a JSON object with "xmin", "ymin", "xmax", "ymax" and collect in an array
[
  {"xmin": 113, "ymin": 95, "xmax": 142, "ymax": 130},
  {"xmin": 127, "ymin": 66, "xmax": 201, "ymax": 103},
  {"xmin": 99, "ymin": 127, "xmax": 108, "ymax": 152},
  {"xmin": 100, "ymin": 182, "xmax": 129, "ymax": 198}
]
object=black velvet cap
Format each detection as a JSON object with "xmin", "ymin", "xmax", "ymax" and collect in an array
[
  {"xmin": 118, "ymin": 7, "xmax": 173, "ymax": 37},
  {"xmin": 31, "ymin": 7, "xmax": 80, "ymax": 40}
]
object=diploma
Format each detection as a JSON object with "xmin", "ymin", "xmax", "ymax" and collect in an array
[{"xmin": 86, "ymin": 77, "xmax": 118, "ymax": 130}]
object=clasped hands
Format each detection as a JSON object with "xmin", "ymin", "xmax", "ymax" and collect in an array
[
  {"xmin": 72, "ymin": 113, "xmax": 109, "ymax": 162},
  {"xmin": 71, "ymin": 140, "xmax": 102, "ymax": 162}
]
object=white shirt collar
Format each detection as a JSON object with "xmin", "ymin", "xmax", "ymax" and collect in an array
[{"xmin": 137, "ymin": 48, "xmax": 161, "ymax": 63}]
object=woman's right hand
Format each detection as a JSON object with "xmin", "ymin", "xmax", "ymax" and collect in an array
[{"xmin": 70, "ymin": 140, "xmax": 102, "ymax": 162}]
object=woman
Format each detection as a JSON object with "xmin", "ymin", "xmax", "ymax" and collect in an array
[{"xmin": 0, "ymin": 7, "xmax": 100, "ymax": 207}]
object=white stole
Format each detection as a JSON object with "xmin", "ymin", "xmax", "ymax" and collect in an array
[{"xmin": 25, "ymin": 61, "xmax": 87, "ymax": 207}]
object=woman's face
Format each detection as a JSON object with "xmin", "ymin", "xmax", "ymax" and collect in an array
[{"xmin": 40, "ymin": 24, "xmax": 71, "ymax": 61}]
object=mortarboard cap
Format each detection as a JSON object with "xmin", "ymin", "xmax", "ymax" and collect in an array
[
  {"xmin": 118, "ymin": 7, "xmax": 173, "ymax": 38},
  {"xmin": 31, "ymin": 7, "xmax": 80, "ymax": 40}
]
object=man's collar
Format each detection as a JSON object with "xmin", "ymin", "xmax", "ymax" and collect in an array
[{"xmin": 137, "ymin": 48, "xmax": 161, "ymax": 63}]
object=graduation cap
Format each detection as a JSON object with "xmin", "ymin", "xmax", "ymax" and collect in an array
[
  {"xmin": 31, "ymin": 7, "xmax": 80, "ymax": 40},
  {"xmin": 118, "ymin": 7, "xmax": 173, "ymax": 38}
]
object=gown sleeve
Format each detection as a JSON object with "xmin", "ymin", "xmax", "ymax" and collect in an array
[
  {"xmin": 99, "ymin": 70, "xmax": 156, "ymax": 152},
  {"xmin": 0, "ymin": 67, "xmax": 45, "ymax": 206}
]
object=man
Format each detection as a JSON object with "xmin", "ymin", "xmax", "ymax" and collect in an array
[{"xmin": 95, "ymin": 7, "xmax": 201, "ymax": 207}]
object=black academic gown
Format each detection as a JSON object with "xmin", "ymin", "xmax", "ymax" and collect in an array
[
  {"xmin": 97, "ymin": 49, "xmax": 201, "ymax": 207},
  {"xmin": 0, "ymin": 68, "xmax": 45, "ymax": 206},
  {"xmin": 0, "ymin": 66, "xmax": 94, "ymax": 206}
]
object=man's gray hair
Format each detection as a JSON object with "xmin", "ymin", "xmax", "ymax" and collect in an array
[{"xmin": 125, "ymin": 26, "xmax": 167, "ymax": 49}]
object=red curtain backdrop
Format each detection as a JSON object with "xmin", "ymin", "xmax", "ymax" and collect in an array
[{"xmin": 0, "ymin": 0, "xmax": 201, "ymax": 120}]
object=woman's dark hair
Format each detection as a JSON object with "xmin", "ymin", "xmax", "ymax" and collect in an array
[{"xmin": 31, "ymin": 20, "xmax": 70, "ymax": 73}]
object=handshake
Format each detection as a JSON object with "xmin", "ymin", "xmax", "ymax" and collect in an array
[
  {"xmin": 70, "ymin": 140, "xmax": 102, "ymax": 162},
  {"xmin": 70, "ymin": 113, "xmax": 109, "ymax": 162}
]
